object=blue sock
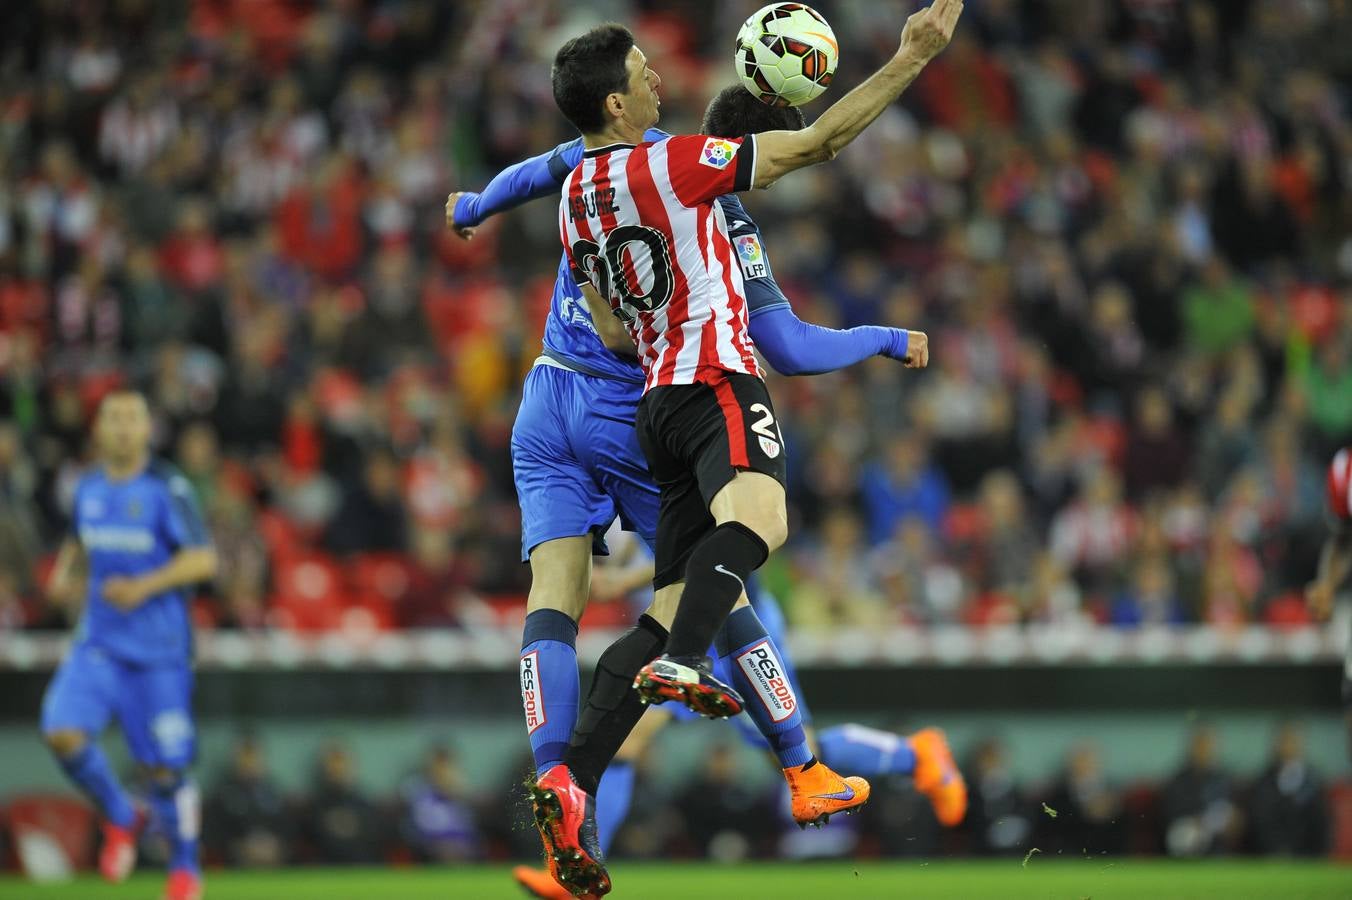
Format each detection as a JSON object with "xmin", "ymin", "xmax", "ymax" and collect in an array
[
  {"xmin": 57, "ymin": 743, "xmax": 135, "ymax": 828},
  {"xmin": 520, "ymin": 609, "xmax": 580, "ymax": 777},
  {"xmin": 148, "ymin": 771, "xmax": 199, "ymax": 873},
  {"xmin": 714, "ymin": 606, "xmax": 812, "ymax": 768},
  {"xmin": 818, "ymin": 724, "xmax": 917, "ymax": 776},
  {"xmin": 594, "ymin": 761, "xmax": 635, "ymax": 857}
]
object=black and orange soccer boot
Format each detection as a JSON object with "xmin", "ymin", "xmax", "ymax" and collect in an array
[
  {"xmin": 784, "ymin": 758, "xmax": 871, "ymax": 828},
  {"xmin": 632, "ymin": 654, "xmax": 744, "ymax": 718},
  {"xmin": 527, "ymin": 764, "xmax": 610, "ymax": 898},
  {"xmin": 512, "ymin": 864, "xmax": 594, "ymax": 900},
  {"xmin": 909, "ymin": 727, "xmax": 968, "ymax": 826}
]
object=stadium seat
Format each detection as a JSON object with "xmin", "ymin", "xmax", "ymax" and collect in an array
[
  {"xmin": 578, "ymin": 600, "xmax": 631, "ymax": 630},
  {"xmin": 4, "ymin": 793, "xmax": 95, "ymax": 879},
  {"xmin": 347, "ymin": 553, "xmax": 415, "ymax": 607},
  {"xmin": 485, "ymin": 594, "xmax": 528, "ymax": 627},
  {"xmin": 275, "ymin": 552, "xmax": 344, "ymax": 602},
  {"xmin": 340, "ymin": 599, "xmax": 397, "ymax": 635},
  {"xmin": 269, "ymin": 593, "xmax": 345, "ymax": 633},
  {"xmin": 257, "ymin": 509, "xmax": 307, "ymax": 563},
  {"xmin": 271, "ymin": 551, "xmax": 348, "ymax": 632}
]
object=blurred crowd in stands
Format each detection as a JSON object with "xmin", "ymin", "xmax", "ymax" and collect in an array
[
  {"xmin": 1, "ymin": 0, "xmax": 1351, "ymax": 633},
  {"xmin": 116, "ymin": 720, "xmax": 1332, "ymax": 866}
]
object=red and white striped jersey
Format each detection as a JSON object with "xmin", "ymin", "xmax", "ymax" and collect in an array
[
  {"xmin": 559, "ymin": 134, "xmax": 760, "ymax": 391},
  {"xmin": 1327, "ymin": 448, "xmax": 1352, "ymax": 521}
]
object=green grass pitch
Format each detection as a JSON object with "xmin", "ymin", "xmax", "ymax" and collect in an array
[{"xmin": 1, "ymin": 860, "xmax": 1348, "ymax": 899}]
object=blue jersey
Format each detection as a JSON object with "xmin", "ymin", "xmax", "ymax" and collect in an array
[{"xmin": 71, "ymin": 459, "xmax": 210, "ymax": 665}]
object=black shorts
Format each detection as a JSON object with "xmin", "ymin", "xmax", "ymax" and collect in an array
[{"xmin": 635, "ymin": 371, "xmax": 787, "ymax": 589}]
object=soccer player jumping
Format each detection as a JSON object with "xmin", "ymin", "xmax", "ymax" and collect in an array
[
  {"xmin": 40, "ymin": 390, "xmax": 215, "ymax": 900},
  {"xmin": 450, "ymin": 82, "xmax": 964, "ymax": 899},
  {"xmin": 540, "ymin": 1, "xmax": 962, "ymax": 893}
]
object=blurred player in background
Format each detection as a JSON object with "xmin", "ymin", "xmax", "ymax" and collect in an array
[
  {"xmin": 451, "ymin": 75, "xmax": 957, "ymax": 899},
  {"xmin": 40, "ymin": 390, "xmax": 216, "ymax": 900},
  {"xmin": 1307, "ymin": 447, "xmax": 1352, "ymax": 759}
]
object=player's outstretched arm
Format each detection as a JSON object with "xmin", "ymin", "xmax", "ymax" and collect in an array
[
  {"xmin": 445, "ymin": 138, "xmax": 584, "ymax": 237},
  {"xmin": 446, "ymin": 129, "xmax": 673, "ymax": 237},
  {"xmin": 752, "ymin": 0, "xmax": 963, "ymax": 188},
  {"xmin": 752, "ymin": 305, "xmax": 927, "ymax": 374},
  {"xmin": 733, "ymin": 221, "xmax": 928, "ymax": 373}
]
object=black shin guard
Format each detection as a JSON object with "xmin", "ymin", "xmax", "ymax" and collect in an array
[
  {"xmin": 564, "ymin": 614, "xmax": 668, "ymax": 795},
  {"xmin": 664, "ymin": 522, "xmax": 769, "ymax": 660}
]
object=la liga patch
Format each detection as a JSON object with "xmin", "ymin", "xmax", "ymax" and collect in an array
[
  {"xmin": 735, "ymin": 234, "xmax": 767, "ymax": 279},
  {"xmin": 699, "ymin": 137, "xmax": 738, "ymax": 170}
]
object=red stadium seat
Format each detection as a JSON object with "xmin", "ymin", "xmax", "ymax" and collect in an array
[
  {"xmin": 4, "ymin": 793, "xmax": 95, "ymax": 877},
  {"xmin": 485, "ymin": 594, "xmax": 527, "ymax": 627},
  {"xmin": 275, "ymin": 552, "xmax": 343, "ymax": 602},
  {"xmin": 257, "ymin": 509, "xmax": 307, "ymax": 562},
  {"xmin": 347, "ymin": 553, "xmax": 415, "ymax": 607},
  {"xmin": 270, "ymin": 551, "xmax": 347, "ymax": 632},
  {"xmin": 340, "ymin": 598, "xmax": 396, "ymax": 635},
  {"xmin": 269, "ymin": 593, "xmax": 344, "ymax": 632},
  {"xmin": 578, "ymin": 601, "xmax": 631, "ymax": 630}
]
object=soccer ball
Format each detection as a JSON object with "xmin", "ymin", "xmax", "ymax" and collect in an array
[{"xmin": 735, "ymin": 3, "xmax": 838, "ymax": 108}]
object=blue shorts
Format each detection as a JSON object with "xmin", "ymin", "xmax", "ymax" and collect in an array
[
  {"xmin": 511, "ymin": 362, "xmax": 659, "ymax": 560},
  {"xmin": 41, "ymin": 642, "xmax": 196, "ymax": 769},
  {"xmin": 669, "ymin": 583, "xmax": 812, "ymax": 747}
]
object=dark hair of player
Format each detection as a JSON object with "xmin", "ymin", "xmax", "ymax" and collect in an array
[
  {"xmin": 551, "ymin": 23, "xmax": 636, "ymax": 135},
  {"xmin": 701, "ymin": 84, "xmax": 806, "ymax": 138}
]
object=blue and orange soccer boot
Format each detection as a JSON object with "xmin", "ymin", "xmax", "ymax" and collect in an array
[
  {"xmin": 909, "ymin": 727, "xmax": 968, "ymax": 826},
  {"xmin": 528, "ymin": 764, "xmax": 610, "ymax": 898},
  {"xmin": 784, "ymin": 759, "xmax": 871, "ymax": 828},
  {"xmin": 632, "ymin": 654, "xmax": 744, "ymax": 718}
]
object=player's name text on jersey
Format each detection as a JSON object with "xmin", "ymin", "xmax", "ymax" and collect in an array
[{"xmin": 568, "ymin": 187, "xmax": 619, "ymax": 223}]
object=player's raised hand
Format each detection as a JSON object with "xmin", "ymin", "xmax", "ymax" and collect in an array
[
  {"xmin": 900, "ymin": 0, "xmax": 964, "ymax": 63},
  {"xmin": 444, "ymin": 192, "xmax": 477, "ymax": 240},
  {"xmin": 903, "ymin": 330, "xmax": 929, "ymax": 368}
]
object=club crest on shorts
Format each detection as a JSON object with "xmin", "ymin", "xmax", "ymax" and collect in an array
[
  {"xmin": 700, "ymin": 138, "xmax": 738, "ymax": 169},
  {"xmin": 520, "ymin": 651, "xmax": 546, "ymax": 734},
  {"xmin": 735, "ymin": 640, "xmax": 796, "ymax": 722},
  {"xmin": 759, "ymin": 435, "xmax": 781, "ymax": 459}
]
